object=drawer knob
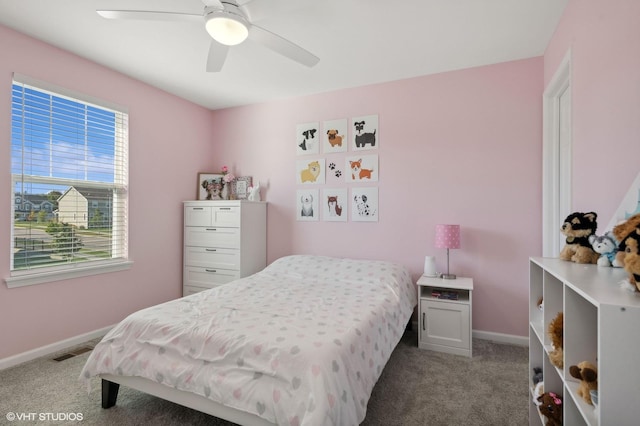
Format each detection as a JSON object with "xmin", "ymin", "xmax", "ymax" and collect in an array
[
  {"xmin": 206, "ymin": 228, "xmax": 217, "ymax": 231},
  {"xmin": 205, "ymin": 269, "xmax": 217, "ymax": 273},
  {"xmin": 206, "ymin": 248, "xmax": 217, "ymax": 252}
]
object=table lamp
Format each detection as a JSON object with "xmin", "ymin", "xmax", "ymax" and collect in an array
[{"xmin": 435, "ymin": 224, "xmax": 460, "ymax": 279}]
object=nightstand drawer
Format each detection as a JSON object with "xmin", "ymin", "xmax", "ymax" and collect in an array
[
  {"xmin": 184, "ymin": 266, "xmax": 239, "ymax": 288},
  {"xmin": 184, "ymin": 247, "xmax": 240, "ymax": 270},
  {"xmin": 185, "ymin": 227, "xmax": 240, "ymax": 248}
]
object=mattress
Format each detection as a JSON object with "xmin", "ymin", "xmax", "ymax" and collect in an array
[{"xmin": 81, "ymin": 255, "xmax": 417, "ymax": 425}]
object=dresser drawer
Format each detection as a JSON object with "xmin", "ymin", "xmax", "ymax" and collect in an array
[
  {"xmin": 184, "ymin": 266, "xmax": 240, "ymax": 288},
  {"xmin": 184, "ymin": 246, "xmax": 240, "ymax": 270},
  {"xmin": 184, "ymin": 206, "xmax": 212, "ymax": 226},
  {"xmin": 213, "ymin": 206, "xmax": 240, "ymax": 226},
  {"xmin": 185, "ymin": 227, "xmax": 240, "ymax": 248}
]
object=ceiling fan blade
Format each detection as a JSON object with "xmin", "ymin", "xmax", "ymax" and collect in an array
[
  {"xmin": 248, "ymin": 25, "xmax": 319, "ymax": 68},
  {"xmin": 206, "ymin": 40, "xmax": 230, "ymax": 72},
  {"xmin": 97, "ymin": 10, "xmax": 202, "ymax": 23}
]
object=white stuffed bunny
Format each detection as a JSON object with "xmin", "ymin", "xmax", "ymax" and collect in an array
[{"xmin": 247, "ymin": 183, "xmax": 261, "ymax": 201}]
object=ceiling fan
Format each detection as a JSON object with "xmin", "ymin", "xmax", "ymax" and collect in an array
[{"xmin": 97, "ymin": 0, "xmax": 320, "ymax": 72}]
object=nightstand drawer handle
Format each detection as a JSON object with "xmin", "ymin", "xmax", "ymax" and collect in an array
[
  {"xmin": 205, "ymin": 269, "xmax": 217, "ymax": 273},
  {"xmin": 206, "ymin": 228, "xmax": 217, "ymax": 231},
  {"xmin": 192, "ymin": 207, "xmax": 204, "ymax": 210},
  {"xmin": 219, "ymin": 207, "xmax": 231, "ymax": 210},
  {"xmin": 422, "ymin": 312, "xmax": 426, "ymax": 331},
  {"xmin": 206, "ymin": 248, "xmax": 217, "ymax": 252}
]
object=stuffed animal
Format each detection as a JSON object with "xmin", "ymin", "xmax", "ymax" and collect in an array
[
  {"xmin": 247, "ymin": 183, "xmax": 261, "ymax": 201},
  {"xmin": 533, "ymin": 382, "xmax": 545, "ymax": 406},
  {"xmin": 538, "ymin": 392, "xmax": 563, "ymax": 426},
  {"xmin": 612, "ymin": 213, "xmax": 640, "ymax": 267},
  {"xmin": 569, "ymin": 361, "xmax": 598, "ymax": 405},
  {"xmin": 532, "ymin": 367, "xmax": 543, "ymax": 385},
  {"xmin": 588, "ymin": 232, "xmax": 620, "ymax": 267},
  {"xmin": 548, "ymin": 312, "xmax": 563, "ymax": 369},
  {"xmin": 559, "ymin": 212, "xmax": 599, "ymax": 264},
  {"xmin": 532, "ymin": 367, "xmax": 544, "ymax": 406},
  {"xmin": 619, "ymin": 226, "xmax": 640, "ymax": 292}
]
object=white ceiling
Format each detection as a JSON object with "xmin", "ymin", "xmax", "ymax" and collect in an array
[{"xmin": 0, "ymin": 0, "xmax": 568, "ymax": 111}]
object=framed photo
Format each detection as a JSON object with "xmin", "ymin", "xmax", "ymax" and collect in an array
[
  {"xmin": 233, "ymin": 176, "xmax": 252, "ymax": 200},
  {"xmin": 198, "ymin": 173, "xmax": 224, "ymax": 200}
]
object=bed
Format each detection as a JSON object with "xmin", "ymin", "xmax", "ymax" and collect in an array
[{"xmin": 80, "ymin": 255, "xmax": 417, "ymax": 425}]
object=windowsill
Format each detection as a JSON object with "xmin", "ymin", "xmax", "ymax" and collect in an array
[{"xmin": 4, "ymin": 260, "xmax": 133, "ymax": 289}]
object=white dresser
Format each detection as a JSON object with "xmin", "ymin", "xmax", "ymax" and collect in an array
[{"xmin": 183, "ymin": 200, "xmax": 267, "ymax": 296}]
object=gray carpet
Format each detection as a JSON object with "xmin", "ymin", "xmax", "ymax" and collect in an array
[{"xmin": 0, "ymin": 330, "xmax": 528, "ymax": 425}]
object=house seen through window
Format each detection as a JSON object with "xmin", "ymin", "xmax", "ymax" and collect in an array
[{"xmin": 9, "ymin": 75, "xmax": 129, "ymax": 286}]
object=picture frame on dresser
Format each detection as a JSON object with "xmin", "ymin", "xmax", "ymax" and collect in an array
[
  {"xmin": 198, "ymin": 173, "xmax": 224, "ymax": 200},
  {"xmin": 232, "ymin": 176, "xmax": 252, "ymax": 200}
]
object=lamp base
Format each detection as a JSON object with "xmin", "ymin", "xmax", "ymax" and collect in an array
[{"xmin": 440, "ymin": 273, "xmax": 457, "ymax": 280}]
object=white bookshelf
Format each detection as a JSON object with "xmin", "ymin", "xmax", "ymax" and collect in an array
[{"xmin": 529, "ymin": 257, "xmax": 640, "ymax": 425}]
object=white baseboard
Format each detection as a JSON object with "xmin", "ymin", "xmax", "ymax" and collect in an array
[
  {"xmin": 0, "ymin": 325, "xmax": 113, "ymax": 371},
  {"xmin": 411, "ymin": 320, "xmax": 528, "ymax": 347},
  {"xmin": 473, "ymin": 330, "xmax": 529, "ymax": 347}
]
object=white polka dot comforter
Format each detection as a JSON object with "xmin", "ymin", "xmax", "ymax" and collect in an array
[{"xmin": 80, "ymin": 255, "xmax": 417, "ymax": 425}]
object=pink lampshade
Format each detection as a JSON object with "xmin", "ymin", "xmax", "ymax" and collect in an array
[{"xmin": 435, "ymin": 224, "xmax": 460, "ymax": 249}]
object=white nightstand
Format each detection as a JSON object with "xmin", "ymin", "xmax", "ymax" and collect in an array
[{"xmin": 417, "ymin": 275, "xmax": 473, "ymax": 357}]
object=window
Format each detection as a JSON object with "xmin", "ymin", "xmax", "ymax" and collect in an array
[{"xmin": 6, "ymin": 74, "xmax": 131, "ymax": 288}]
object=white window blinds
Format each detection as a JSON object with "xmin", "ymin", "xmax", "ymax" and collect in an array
[{"xmin": 9, "ymin": 75, "xmax": 129, "ymax": 284}]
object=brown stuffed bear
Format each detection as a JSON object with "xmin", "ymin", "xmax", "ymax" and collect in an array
[
  {"xmin": 559, "ymin": 212, "xmax": 599, "ymax": 264},
  {"xmin": 537, "ymin": 392, "xmax": 563, "ymax": 426},
  {"xmin": 619, "ymin": 226, "xmax": 640, "ymax": 292},
  {"xmin": 548, "ymin": 312, "xmax": 563, "ymax": 369},
  {"xmin": 612, "ymin": 213, "xmax": 640, "ymax": 267},
  {"xmin": 569, "ymin": 361, "xmax": 598, "ymax": 405}
]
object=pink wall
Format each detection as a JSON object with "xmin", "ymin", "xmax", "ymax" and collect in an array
[
  {"xmin": 0, "ymin": 25, "xmax": 216, "ymax": 359},
  {"xmin": 545, "ymin": 0, "xmax": 640, "ymax": 222},
  {"xmin": 211, "ymin": 57, "xmax": 544, "ymax": 337},
  {"xmin": 14, "ymin": 3, "xmax": 624, "ymax": 358}
]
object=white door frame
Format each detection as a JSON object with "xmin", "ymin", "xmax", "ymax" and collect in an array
[{"xmin": 542, "ymin": 50, "xmax": 572, "ymax": 257}]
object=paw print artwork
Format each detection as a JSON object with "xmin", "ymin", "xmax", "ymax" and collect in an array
[{"xmin": 328, "ymin": 162, "xmax": 342, "ymax": 177}]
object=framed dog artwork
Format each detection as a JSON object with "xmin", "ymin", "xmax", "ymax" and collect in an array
[
  {"xmin": 322, "ymin": 118, "xmax": 347, "ymax": 154},
  {"xmin": 351, "ymin": 187, "xmax": 378, "ymax": 222},
  {"xmin": 322, "ymin": 188, "xmax": 347, "ymax": 222},
  {"xmin": 297, "ymin": 189, "xmax": 319, "ymax": 221},
  {"xmin": 296, "ymin": 158, "xmax": 326, "ymax": 184},
  {"xmin": 345, "ymin": 155, "xmax": 378, "ymax": 182},
  {"xmin": 296, "ymin": 122, "xmax": 320, "ymax": 156},
  {"xmin": 351, "ymin": 114, "xmax": 378, "ymax": 151},
  {"xmin": 198, "ymin": 173, "xmax": 224, "ymax": 200}
]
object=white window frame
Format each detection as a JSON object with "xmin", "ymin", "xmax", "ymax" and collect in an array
[{"xmin": 5, "ymin": 74, "xmax": 132, "ymax": 288}]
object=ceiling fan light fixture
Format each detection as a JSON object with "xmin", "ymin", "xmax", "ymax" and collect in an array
[{"xmin": 205, "ymin": 12, "xmax": 248, "ymax": 46}]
